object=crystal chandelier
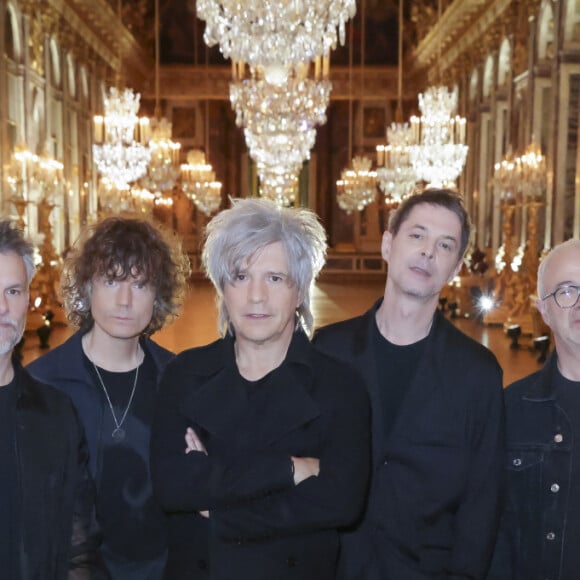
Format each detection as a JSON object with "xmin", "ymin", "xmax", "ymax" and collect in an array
[
  {"xmin": 258, "ymin": 165, "xmax": 299, "ymax": 207},
  {"xmin": 141, "ymin": 117, "xmax": 181, "ymax": 193},
  {"xmin": 376, "ymin": 123, "xmax": 417, "ymax": 206},
  {"xmin": 408, "ymin": 86, "xmax": 468, "ymax": 188},
  {"xmin": 180, "ymin": 149, "xmax": 222, "ymax": 216},
  {"xmin": 230, "ymin": 67, "xmax": 331, "ymax": 171},
  {"xmin": 93, "ymin": 87, "xmax": 151, "ymax": 189},
  {"xmin": 336, "ymin": 156, "xmax": 377, "ymax": 214},
  {"xmin": 196, "ymin": 0, "xmax": 356, "ymax": 70},
  {"xmin": 140, "ymin": 0, "xmax": 181, "ymax": 195}
]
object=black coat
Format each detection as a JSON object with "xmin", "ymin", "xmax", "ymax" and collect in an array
[
  {"xmin": 12, "ymin": 361, "xmax": 104, "ymax": 579},
  {"xmin": 151, "ymin": 331, "xmax": 371, "ymax": 580},
  {"xmin": 314, "ymin": 301, "xmax": 505, "ymax": 580}
]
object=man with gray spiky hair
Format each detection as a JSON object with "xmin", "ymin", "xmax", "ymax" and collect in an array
[
  {"xmin": 0, "ymin": 218, "xmax": 104, "ymax": 579},
  {"xmin": 152, "ymin": 198, "xmax": 370, "ymax": 580}
]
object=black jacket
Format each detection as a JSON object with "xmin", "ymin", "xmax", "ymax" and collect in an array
[
  {"xmin": 151, "ymin": 331, "xmax": 371, "ymax": 580},
  {"xmin": 314, "ymin": 301, "xmax": 505, "ymax": 580},
  {"xmin": 27, "ymin": 331, "xmax": 173, "ymax": 580},
  {"xmin": 12, "ymin": 361, "xmax": 104, "ymax": 579},
  {"xmin": 487, "ymin": 352, "xmax": 573, "ymax": 580}
]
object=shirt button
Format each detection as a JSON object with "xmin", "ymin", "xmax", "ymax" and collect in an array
[
  {"xmin": 550, "ymin": 483, "xmax": 560, "ymax": 493},
  {"xmin": 512, "ymin": 458, "xmax": 522, "ymax": 466},
  {"xmin": 546, "ymin": 532, "xmax": 556, "ymax": 541},
  {"xmin": 554, "ymin": 434, "xmax": 563, "ymax": 443},
  {"xmin": 286, "ymin": 556, "xmax": 298, "ymax": 568}
]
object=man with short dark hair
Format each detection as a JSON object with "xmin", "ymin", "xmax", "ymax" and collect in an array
[
  {"xmin": 0, "ymin": 218, "xmax": 103, "ymax": 579},
  {"xmin": 488, "ymin": 239, "xmax": 580, "ymax": 580},
  {"xmin": 28, "ymin": 217, "xmax": 190, "ymax": 579},
  {"xmin": 315, "ymin": 188, "xmax": 505, "ymax": 579}
]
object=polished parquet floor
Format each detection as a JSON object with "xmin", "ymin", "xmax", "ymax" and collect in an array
[{"xmin": 22, "ymin": 279, "xmax": 542, "ymax": 387}]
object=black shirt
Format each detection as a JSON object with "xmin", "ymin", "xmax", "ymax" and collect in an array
[
  {"xmin": 85, "ymin": 352, "xmax": 167, "ymax": 577},
  {"xmin": 373, "ymin": 319, "xmax": 428, "ymax": 439},
  {"xmin": 0, "ymin": 378, "xmax": 18, "ymax": 579},
  {"xmin": 554, "ymin": 365, "xmax": 580, "ymax": 579}
]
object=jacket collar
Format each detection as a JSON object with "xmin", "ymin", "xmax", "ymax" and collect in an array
[
  {"xmin": 522, "ymin": 351, "xmax": 559, "ymax": 402},
  {"xmin": 182, "ymin": 331, "xmax": 320, "ymax": 445}
]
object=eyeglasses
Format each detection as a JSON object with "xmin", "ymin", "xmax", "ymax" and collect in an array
[{"xmin": 541, "ymin": 285, "xmax": 580, "ymax": 309}]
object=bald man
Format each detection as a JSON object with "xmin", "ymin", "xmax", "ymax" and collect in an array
[{"xmin": 488, "ymin": 239, "xmax": 580, "ymax": 580}]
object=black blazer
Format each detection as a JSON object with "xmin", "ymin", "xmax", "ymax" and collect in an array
[
  {"xmin": 13, "ymin": 362, "xmax": 104, "ymax": 579},
  {"xmin": 151, "ymin": 331, "xmax": 370, "ymax": 580},
  {"xmin": 314, "ymin": 301, "xmax": 505, "ymax": 580}
]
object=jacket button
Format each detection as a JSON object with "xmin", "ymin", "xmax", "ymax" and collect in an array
[
  {"xmin": 512, "ymin": 458, "xmax": 522, "ymax": 466},
  {"xmin": 550, "ymin": 483, "xmax": 560, "ymax": 493},
  {"xmin": 286, "ymin": 556, "xmax": 298, "ymax": 568},
  {"xmin": 546, "ymin": 532, "xmax": 556, "ymax": 541},
  {"xmin": 554, "ymin": 433, "xmax": 563, "ymax": 443},
  {"xmin": 197, "ymin": 559, "xmax": 208, "ymax": 570}
]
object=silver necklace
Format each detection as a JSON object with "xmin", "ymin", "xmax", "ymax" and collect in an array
[{"xmin": 92, "ymin": 362, "xmax": 139, "ymax": 442}]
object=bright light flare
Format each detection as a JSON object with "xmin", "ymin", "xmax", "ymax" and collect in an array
[{"xmin": 478, "ymin": 295, "xmax": 495, "ymax": 312}]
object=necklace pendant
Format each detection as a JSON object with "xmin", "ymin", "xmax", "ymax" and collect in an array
[{"xmin": 112, "ymin": 427, "xmax": 126, "ymax": 442}]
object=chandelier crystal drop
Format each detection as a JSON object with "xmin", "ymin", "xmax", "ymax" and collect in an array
[
  {"xmin": 336, "ymin": 156, "xmax": 377, "ymax": 214},
  {"xmin": 93, "ymin": 87, "xmax": 151, "ymax": 189},
  {"xmin": 408, "ymin": 86, "xmax": 468, "ymax": 188},
  {"xmin": 376, "ymin": 123, "xmax": 417, "ymax": 206},
  {"xmin": 196, "ymin": 0, "xmax": 356, "ymax": 69},
  {"xmin": 180, "ymin": 149, "xmax": 222, "ymax": 216},
  {"xmin": 141, "ymin": 117, "xmax": 181, "ymax": 194}
]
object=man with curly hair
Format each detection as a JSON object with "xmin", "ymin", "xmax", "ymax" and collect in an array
[{"xmin": 28, "ymin": 217, "xmax": 190, "ymax": 580}]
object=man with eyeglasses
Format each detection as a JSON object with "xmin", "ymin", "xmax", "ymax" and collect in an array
[{"xmin": 487, "ymin": 239, "xmax": 580, "ymax": 580}]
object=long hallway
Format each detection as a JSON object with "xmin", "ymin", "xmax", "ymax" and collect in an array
[{"xmin": 22, "ymin": 279, "xmax": 543, "ymax": 387}]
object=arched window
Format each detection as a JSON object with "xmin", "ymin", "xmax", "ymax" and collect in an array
[
  {"xmin": 67, "ymin": 53, "xmax": 76, "ymax": 98},
  {"xmin": 538, "ymin": 1, "xmax": 555, "ymax": 58},
  {"xmin": 564, "ymin": 0, "xmax": 580, "ymax": 42},
  {"xmin": 483, "ymin": 55, "xmax": 494, "ymax": 98},
  {"xmin": 4, "ymin": 4, "xmax": 21, "ymax": 62},
  {"xmin": 469, "ymin": 69, "xmax": 479, "ymax": 103},
  {"xmin": 497, "ymin": 38, "xmax": 511, "ymax": 86},
  {"xmin": 49, "ymin": 37, "xmax": 61, "ymax": 88}
]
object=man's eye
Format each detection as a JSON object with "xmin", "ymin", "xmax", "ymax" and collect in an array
[{"xmin": 7, "ymin": 288, "xmax": 20, "ymax": 296}]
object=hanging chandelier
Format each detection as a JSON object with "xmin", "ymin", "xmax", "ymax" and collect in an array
[
  {"xmin": 140, "ymin": 117, "xmax": 181, "ymax": 194},
  {"xmin": 336, "ymin": 156, "xmax": 377, "ymax": 214},
  {"xmin": 258, "ymin": 165, "xmax": 299, "ymax": 207},
  {"xmin": 376, "ymin": 123, "xmax": 417, "ymax": 206},
  {"xmin": 180, "ymin": 149, "xmax": 222, "ymax": 216},
  {"xmin": 230, "ymin": 66, "xmax": 331, "ymax": 172},
  {"xmin": 93, "ymin": 87, "xmax": 151, "ymax": 189},
  {"xmin": 408, "ymin": 85, "xmax": 468, "ymax": 189},
  {"xmin": 196, "ymin": 0, "xmax": 355, "ymax": 71},
  {"xmin": 141, "ymin": 0, "xmax": 181, "ymax": 195}
]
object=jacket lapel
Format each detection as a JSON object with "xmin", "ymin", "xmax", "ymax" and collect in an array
[{"xmin": 181, "ymin": 333, "xmax": 321, "ymax": 446}]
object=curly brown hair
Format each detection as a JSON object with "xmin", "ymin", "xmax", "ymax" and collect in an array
[{"xmin": 62, "ymin": 217, "xmax": 191, "ymax": 335}]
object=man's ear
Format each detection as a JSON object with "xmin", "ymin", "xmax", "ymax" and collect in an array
[
  {"xmin": 381, "ymin": 230, "xmax": 393, "ymax": 263},
  {"xmin": 536, "ymin": 297, "xmax": 551, "ymax": 327}
]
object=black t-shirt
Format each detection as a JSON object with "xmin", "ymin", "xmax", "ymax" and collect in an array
[
  {"xmin": 0, "ymin": 378, "xmax": 18, "ymax": 579},
  {"xmin": 372, "ymin": 319, "xmax": 428, "ymax": 439},
  {"xmin": 553, "ymin": 365, "xmax": 580, "ymax": 578},
  {"xmin": 85, "ymin": 352, "xmax": 167, "ymax": 573}
]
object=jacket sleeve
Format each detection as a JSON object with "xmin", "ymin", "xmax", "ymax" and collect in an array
[
  {"xmin": 151, "ymin": 364, "xmax": 296, "ymax": 512},
  {"xmin": 67, "ymin": 417, "xmax": 108, "ymax": 580},
  {"xmin": 211, "ymin": 371, "xmax": 371, "ymax": 540},
  {"xmin": 448, "ymin": 362, "xmax": 505, "ymax": 580}
]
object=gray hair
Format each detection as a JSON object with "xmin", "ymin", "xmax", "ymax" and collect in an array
[
  {"xmin": 0, "ymin": 219, "xmax": 35, "ymax": 286},
  {"xmin": 202, "ymin": 198, "xmax": 327, "ymax": 338},
  {"xmin": 537, "ymin": 238, "xmax": 580, "ymax": 298}
]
